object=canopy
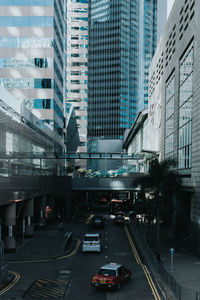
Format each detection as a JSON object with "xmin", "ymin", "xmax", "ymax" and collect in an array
[{"xmin": 111, "ymin": 199, "xmax": 123, "ymax": 203}]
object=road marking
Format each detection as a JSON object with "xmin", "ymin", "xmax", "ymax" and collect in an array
[
  {"xmin": 0, "ymin": 271, "xmax": 20, "ymax": 296},
  {"xmin": 23, "ymin": 278, "xmax": 71, "ymax": 299},
  {"xmin": 8, "ymin": 239, "xmax": 81, "ymax": 264},
  {"xmin": 124, "ymin": 226, "xmax": 161, "ymax": 300}
]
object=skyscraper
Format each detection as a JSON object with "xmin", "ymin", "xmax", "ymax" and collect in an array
[
  {"xmin": 0, "ymin": 0, "xmax": 65, "ymax": 152},
  {"xmin": 66, "ymin": 0, "xmax": 88, "ymax": 156},
  {"xmin": 88, "ymin": 0, "xmax": 166, "ymax": 151}
]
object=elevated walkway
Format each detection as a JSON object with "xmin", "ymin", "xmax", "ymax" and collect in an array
[{"xmin": 71, "ymin": 174, "xmax": 143, "ymax": 191}]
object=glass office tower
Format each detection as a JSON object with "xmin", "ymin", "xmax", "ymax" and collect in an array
[
  {"xmin": 0, "ymin": 0, "xmax": 65, "ymax": 152},
  {"xmin": 88, "ymin": 0, "xmax": 166, "ymax": 143}
]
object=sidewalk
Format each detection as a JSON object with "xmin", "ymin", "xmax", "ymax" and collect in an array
[
  {"xmin": 128, "ymin": 221, "xmax": 200, "ymax": 300},
  {"xmin": 159, "ymin": 231, "xmax": 200, "ymax": 300},
  {"xmin": 0, "ymin": 221, "xmax": 76, "ymax": 291}
]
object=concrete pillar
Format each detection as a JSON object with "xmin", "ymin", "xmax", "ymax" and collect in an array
[
  {"xmin": 24, "ymin": 199, "xmax": 34, "ymax": 238},
  {"xmin": 4, "ymin": 203, "xmax": 16, "ymax": 252},
  {"xmin": 39, "ymin": 195, "xmax": 46, "ymax": 226}
]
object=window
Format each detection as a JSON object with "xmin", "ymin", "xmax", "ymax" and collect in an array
[
  {"xmin": 178, "ymin": 43, "xmax": 193, "ymax": 169},
  {"xmin": 165, "ymin": 74, "xmax": 175, "ymax": 158}
]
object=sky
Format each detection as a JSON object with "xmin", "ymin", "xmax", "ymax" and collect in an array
[{"xmin": 167, "ymin": 0, "xmax": 175, "ymax": 18}]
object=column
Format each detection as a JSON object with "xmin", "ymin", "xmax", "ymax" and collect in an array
[
  {"xmin": 39, "ymin": 195, "xmax": 46, "ymax": 227},
  {"xmin": 24, "ymin": 198, "xmax": 34, "ymax": 238},
  {"xmin": 4, "ymin": 203, "xmax": 16, "ymax": 253}
]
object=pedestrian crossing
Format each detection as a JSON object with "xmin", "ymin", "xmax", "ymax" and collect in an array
[{"xmin": 23, "ymin": 272, "xmax": 71, "ymax": 299}]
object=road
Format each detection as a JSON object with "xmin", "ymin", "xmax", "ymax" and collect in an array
[{"xmin": 1, "ymin": 213, "xmax": 163, "ymax": 299}]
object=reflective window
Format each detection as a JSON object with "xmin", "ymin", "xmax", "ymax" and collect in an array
[
  {"xmin": 179, "ymin": 74, "xmax": 192, "ymax": 106},
  {"xmin": 179, "ymin": 99, "xmax": 192, "ymax": 127},
  {"xmin": 0, "ymin": 37, "xmax": 53, "ymax": 48},
  {"xmin": 24, "ymin": 99, "xmax": 53, "ymax": 109},
  {"xmin": 180, "ymin": 47, "xmax": 193, "ymax": 85},
  {"xmin": 0, "ymin": 57, "xmax": 53, "ymax": 68},
  {"xmin": 178, "ymin": 43, "xmax": 193, "ymax": 169},
  {"xmin": 165, "ymin": 74, "xmax": 175, "ymax": 157},
  {"xmin": 166, "ymin": 96, "xmax": 174, "ymax": 120},
  {"xmin": 165, "ymin": 116, "xmax": 174, "ymax": 137},
  {"xmin": 0, "ymin": 0, "xmax": 54, "ymax": 6},
  {"xmin": 165, "ymin": 135, "xmax": 173, "ymax": 156},
  {"xmin": 0, "ymin": 78, "xmax": 53, "ymax": 89}
]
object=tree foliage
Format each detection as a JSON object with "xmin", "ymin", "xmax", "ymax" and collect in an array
[{"xmin": 135, "ymin": 157, "xmax": 181, "ymax": 225}]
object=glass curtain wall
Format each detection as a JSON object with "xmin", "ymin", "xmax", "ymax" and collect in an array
[
  {"xmin": 165, "ymin": 73, "xmax": 175, "ymax": 158},
  {"xmin": 0, "ymin": 0, "xmax": 65, "ymax": 154},
  {"xmin": 88, "ymin": 0, "xmax": 160, "ymax": 143},
  {"xmin": 178, "ymin": 42, "xmax": 193, "ymax": 169}
]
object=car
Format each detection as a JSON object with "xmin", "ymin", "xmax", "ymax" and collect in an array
[
  {"xmin": 114, "ymin": 212, "xmax": 125, "ymax": 225},
  {"xmin": 82, "ymin": 233, "xmax": 101, "ymax": 253},
  {"xmin": 91, "ymin": 216, "xmax": 105, "ymax": 228},
  {"xmin": 91, "ymin": 263, "xmax": 131, "ymax": 289}
]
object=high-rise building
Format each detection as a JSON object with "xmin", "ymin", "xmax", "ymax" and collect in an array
[
  {"xmin": 0, "ymin": 0, "xmax": 65, "ymax": 152},
  {"xmin": 66, "ymin": 0, "xmax": 88, "ymax": 156},
  {"xmin": 88, "ymin": 0, "xmax": 167, "ymax": 148}
]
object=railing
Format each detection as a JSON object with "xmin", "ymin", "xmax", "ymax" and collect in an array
[
  {"xmin": 158, "ymin": 262, "xmax": 181, "ymax": 299},
  {"xmin": 129, "ymin": 221, "xmax": 200, "ymax": 300}
]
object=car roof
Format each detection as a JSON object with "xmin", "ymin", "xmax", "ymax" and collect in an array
[
  {"xmin": 84, "ymin": 233, "xmax": 99, "ymax": 237},
  {"xmin": 100, "ymin": 263, "xmax": 122, "ymax": 270}
]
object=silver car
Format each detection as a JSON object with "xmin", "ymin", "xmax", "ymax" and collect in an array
[{"xmin": 82, "ymin": 233, "xmax": 101, "ymax": 253}]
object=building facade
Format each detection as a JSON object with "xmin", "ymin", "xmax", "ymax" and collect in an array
[
  {"xmin": 148, "ymin": 0, "xmax": 200, "ymax": 255},
  {"xmin": 0, "ymin": 0, "xmax": 65, "ymax": 152},
  {"xmin": 122, "ymin": 109, "xmax": 149, "ymax": 173},
  {"xmin": 66, "ymin": 0, "xmax": 88, "ymax": 158},
  {"xmin": 87, "ymin": 0, "xmax": 167, "ymax": 151},
  {"xmin": 0, "ymin": 87, "xmax": 56, "ymax": 176}
]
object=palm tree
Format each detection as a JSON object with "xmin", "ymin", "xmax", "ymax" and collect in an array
[{"xmin": 136, "ymin": 157, "xmax": 181, "ymax": 254}]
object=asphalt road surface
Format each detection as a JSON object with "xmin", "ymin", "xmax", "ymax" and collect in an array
[{"xmin": 1, "ymin": 213, "xmax": 162, "ymax": 300}]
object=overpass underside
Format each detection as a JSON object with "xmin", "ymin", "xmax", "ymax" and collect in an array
[{"xmin": 71, "ymin": 174, "xmax": 143, "ymax": 191}]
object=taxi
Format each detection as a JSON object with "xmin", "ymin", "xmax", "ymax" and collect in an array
[{"xmin": 91, "ymin": 263, "xmax": 131, "ymax": 289}]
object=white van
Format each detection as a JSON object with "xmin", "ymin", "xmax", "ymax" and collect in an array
[{"xmin": 82, "ymin": 233, "xmax": 101, "ymax": 253}]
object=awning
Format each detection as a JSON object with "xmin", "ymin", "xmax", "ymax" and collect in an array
[{"xmin": 111, "ymin": 199, "xmax": 123, "ymax": 203}]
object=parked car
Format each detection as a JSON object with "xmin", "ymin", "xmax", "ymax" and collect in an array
[
  {"xmin": 91, "ymin": 216, "xmax": 105, "ymax": 229},
  {"xmin": 114, "ymin": 212, "xmax": 125, "ymax": 226},
  {"xmin": 82, "ymin": 233, "xmax": 101, "ymax": 253},
  {"xmin": 91, "ymin": 262, "xmax": 131, "ymax": 289}
]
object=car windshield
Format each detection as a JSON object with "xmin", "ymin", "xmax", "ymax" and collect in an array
[
  {"xmin": 98, "ymin": 269, "xmax": 116, "ymax": 276},
  {"xmin": 84, "ymin": 236, "xmax": 99, "ymax": 241}
]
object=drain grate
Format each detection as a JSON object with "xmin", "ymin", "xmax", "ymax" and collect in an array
[{"xmin": 23, "ymin": 278, "xmax": 71, "ymax": 299}]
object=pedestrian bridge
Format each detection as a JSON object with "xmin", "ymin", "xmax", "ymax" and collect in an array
[
  {"xmin": 0, "ymin": 173, "xmax": 143, "ymax": 206},
  {"xmin": 71, "ymin": 174, "xmax": 143, "ymax": 191}
]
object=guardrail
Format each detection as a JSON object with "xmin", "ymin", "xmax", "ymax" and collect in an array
[{"xmin": 131, "ymin": 221, "xmax": 200, "ymax": 300}]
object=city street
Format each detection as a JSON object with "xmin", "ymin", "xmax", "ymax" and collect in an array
[{"xmin": 1, "ymin": 214, "xmax": 163, "ymax": 299}]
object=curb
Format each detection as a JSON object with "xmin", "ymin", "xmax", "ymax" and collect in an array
[{"xmin": 6, "ymin": 239, "xmax": 77, "ymax": 263}]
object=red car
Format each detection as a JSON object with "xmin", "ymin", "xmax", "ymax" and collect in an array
[{"xmin": 91, "ymin": 263, "xmax": 131, "ymax": 289}]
